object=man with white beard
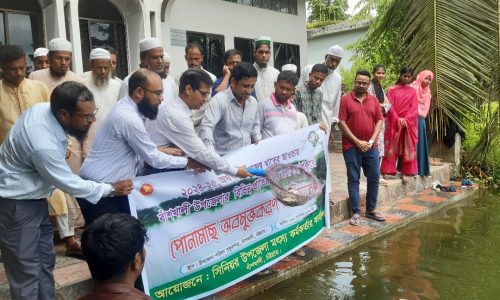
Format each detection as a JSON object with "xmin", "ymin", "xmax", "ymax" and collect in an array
[
  {"xmin": 320, "ymin": 45, "xmax": 344, "ymax": 132},
  {"xmin": 83, "ymin": 48, "xmax": 121, "ymax": 130}
]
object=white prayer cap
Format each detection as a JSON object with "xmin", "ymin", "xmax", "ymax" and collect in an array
[
  {"xmin": 163, "ymin": 51, "xmax": 171, "ymax": 63},
  {"xmin": 255, "ymin": 36, "xmax": 272, "ymax": 46},
  {"xmin": 139, "ymin": 37, "xmax": 162, "ymax": 52},
  {"xmin": 34, "ymin": 47, "xmax": 49, "ymax": 58},
  {"xmin": 89, "ymin": 48, "xmax": 111, "ymax": 61},
  {"xmin": 326, "ymin": 45, "xmax": 344, "ymax": 58},
  {"xmin": 282, "ymin": 64, "xmax": 297, "ymax": 73},
  {"xmin": 48, "ymin": 38, "xmax": 73, "ymax": 52}
]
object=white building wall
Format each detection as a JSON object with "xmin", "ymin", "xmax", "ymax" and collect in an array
[
  {"xmin": 307, "ymin": 27, "xmax": 368, "ymax": 71},
  {"xmin": 162, "ymin": 0, "xmax": 308, "ymax": 79}
]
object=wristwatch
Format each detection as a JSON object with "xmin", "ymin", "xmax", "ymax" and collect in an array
[
  {"xmin": 368, "ymin": 139, "xmax": 374, "ymax": 147},
  {"xmin": 109, "ymin": 185, "xmax": 116, "ymax": 197}
]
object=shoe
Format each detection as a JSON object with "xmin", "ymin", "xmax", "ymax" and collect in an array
[
  {"xmin": 432, "ymin": 181, "xmax": 442, "ymax": 191},
  {"xmin": 65, "ymin": 236, "xmax": 84, "ymax": 259},
  {"xmin": 365, "ymin": 211, "xmax": 385, "ymax": 222},
  {"xmin": 294, "ymin": 248, "xmax": 306, "ymax": 257},
  {"xmin": 462, "ymin": 179, "xmax": 473, "ymax": 186},
  {"xmin": 379, "ymin": 177, "xmax": 389, "ymax": 186},
  {"xmin": 349, "ymin": 214, "xmax": 361, "ymax": 226},
  {"xmin": 255, "ymin": 268, "xmax": 272, "ymax": 276},
  {"xmin": 439, "ymin": 186, "xmax": 456, "ymax": 192}
]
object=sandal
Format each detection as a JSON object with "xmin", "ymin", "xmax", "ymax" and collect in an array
[
  {"xmin": 365, "ymin": 211, "xmax": 386, "ymax": 222},
  {"xmin": 349, "ymin": 214, "xmax": 360, "ymax": 226},
  {"xmin": 379, "ymin": 178, "xmax": 389, "ymax": 186},
  {"xmin": 439, "ymin": 186, "xmax": 456, "ymax": 192},
  {"xmin": 401, "ymin": 175, "xmax": 410, "ymax": 184},
  {"xmin": 294, "ymin": 248, "xmax": 306, "ymax": 257}
]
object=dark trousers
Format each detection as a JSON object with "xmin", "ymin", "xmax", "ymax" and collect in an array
[
  {"xmin": 0, "ymin": 198, "xmax": 55, "ymax": 300},
  {"xmin": 343, "ymin": 147, "xmax": 380, "ymax": 214},
  {"xmin": 76, "ymin": 195, "xmax": 130, "ymax": 226}
]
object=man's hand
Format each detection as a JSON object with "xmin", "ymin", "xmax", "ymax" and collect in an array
[
  {"xmin": 235, "ymin": 165, "xmax": 252, "ymax": 178},
  {"xmin": 159, "ymin": 146, "xmax": 184, "ymax": 156},
  {"xmin": 356, "ymin": 140, "xmax": 371, "ymax": 152},
  {"xmin": 112, "ymin": 179, "xmax": 133, "ymax": 196},
  {"xmin": 186, "ymin": 158, "xmax": 209, "ymax": 173},
  {"xmin": 222, "ymin": 65, "xmax": 231, "ymax": 77},
  {"xmin": 319, "ymin": 122, "xmax": 327, "ymax": 133}
]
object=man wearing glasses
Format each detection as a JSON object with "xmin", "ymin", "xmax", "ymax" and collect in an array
[
  {"xmin": 29, "ymin": 38, "xmax": 89, "ymax": 258},
  {"xmin": 146, "ymin": 68, "xmax": 252, "ymax": 178},
  {"xmin": 79, "ymin": 69, "xmax": 205, "ymax": 225},
  {"xmin": 0, "ymin": 82, "xmax": 133, "ymax": 299}
]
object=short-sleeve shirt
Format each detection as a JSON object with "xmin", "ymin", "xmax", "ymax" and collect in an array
[{"xmin": 338, "ymin": 92, "xmax": 383, "ymax": 151}]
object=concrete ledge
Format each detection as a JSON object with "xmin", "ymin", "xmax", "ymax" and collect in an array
[
  {"xmin": 329, "ymin": 162, "xmax": 450, "ymax": 224},
  {"xmin": 212, "ymin": 183, "xmax": 478, "ymax": 300}
]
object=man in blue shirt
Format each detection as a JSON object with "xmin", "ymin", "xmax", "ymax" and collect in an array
[
  {"xmin": 211, "ymin": 49, "xmax": 242, "ymax": 96},
  {"xmin": 0, "ymin": 81, "xmax": 133, "ymax": 300}
]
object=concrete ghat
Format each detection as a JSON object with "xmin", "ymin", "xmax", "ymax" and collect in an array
[
  {"xmin": 209, "ymin": 182, "xmax": 477, "ymax": 300},
  {"xmin": 0, "ymin": 153, "xmax": 466, "ymax": 299}
]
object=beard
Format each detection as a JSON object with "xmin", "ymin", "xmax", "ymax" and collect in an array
[
  {"xmin": 67, "ymin": 127, "xmax": 89, "ymax": 142},
  {"xmin": 137, "ymin": 94, "xmax": 159, "ymax": 120},
  {"xmin": 276, "ymin": 94, "xmax": 290, "ymax": 103},
  {"xmin": 92, "ymin": 73, "xmax": 110, "ymax": 88}
]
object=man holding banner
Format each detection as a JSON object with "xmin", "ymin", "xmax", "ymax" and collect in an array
[
  {"xmin": 78, "ymin": 69, "xmax": 206, "ymax": 225},
  {"xmin": 146, "ymin": 68, "xmax": 252, "ymax": 178}
]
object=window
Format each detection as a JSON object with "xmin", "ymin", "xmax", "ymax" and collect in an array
[
  {"xmin": 224, "ymin": 0, "xmax": 297, "ymax": 15},
  {"xmin": 0, "ymin": 0, "xmax": 44, "ymax": 74},
  {"xmin": 79, "ymin": 0, "xmax": 128, "ymax": 79},
  {"xmin": 273, "ymin": 42, "xmax": 300, "ymax": 72},
  {"xmin": 186, "ymin": 31, "xmax": 225, "ymax": 78},
  {"xmin": 234, "ymin": 37, "xmax": 254, "ymax": 63}
]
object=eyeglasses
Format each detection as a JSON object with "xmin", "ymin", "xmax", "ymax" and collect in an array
[
  {"xmin": 142, "ymin": 87, "xmax": 164, "ymax": 97},
  {"xmin": 74, "ymin": 108, "xmax": 99, "ymax": 123},
  {"xmin": 196, "ymin": 89, "xmax": 211, "ymax": 98}
]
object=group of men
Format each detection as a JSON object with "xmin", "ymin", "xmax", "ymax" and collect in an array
[{"xmin": 0, "ymin": 32, "xmax": 386, "ymax": 299}]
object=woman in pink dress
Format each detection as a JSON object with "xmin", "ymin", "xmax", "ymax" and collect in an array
[{"xmin": 381, "ymin": 66, "xmax": 418, "ymax": 183}]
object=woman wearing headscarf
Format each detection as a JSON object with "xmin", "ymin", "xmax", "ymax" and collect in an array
[
  {"xmin": 411, "ymin": 70, "xmax": 434, "ymax": 176},
  {"xmin": 381, "ymin": 66, "xmax": 418, "ymax": 183},
  {"xmin": 368, "ymin": 64, "xmax": 391, "ymax": 185}
]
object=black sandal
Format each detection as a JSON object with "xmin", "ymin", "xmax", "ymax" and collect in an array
[{"xmin": 365, "ymin": 211, "xmax": 386, "ymax": 222}]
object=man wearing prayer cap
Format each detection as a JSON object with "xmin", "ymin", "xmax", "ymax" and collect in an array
[
  {"xmin": 29, "ymin": 37, "xmax": 85, "ymax": 93},
  {"xmin": 162, "ymin": 51, "xmax": 177, "ymax": 103},
  {"xmin": 33, "ymin": 47, "xmax": 49, "ymax": 71},
  {"xmin": 119, "ymin": 37, "xmax": 175, "ymax": 103},
  {"xmin": 281, "ymin": 64, "xmax": 298, "ymax": 73},
  {"xmin": 320, "ymin": 44, "xmax": 344, "ymax": 131},
  {"xmin": 83, "ymin": 48, "xmax": 121, "ymax": 130},
  {"xmin": 29, "ymin": 37, "xmax": 87, "ymax": 257},
  {"xmin": 253, "ymin": 36, "xmax": 280, "ymax": 102}
]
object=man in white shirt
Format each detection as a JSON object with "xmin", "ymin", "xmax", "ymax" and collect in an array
[
  {"xmin": 118, "ymin": 38, "xmax": 173, "ymax": 101},
  {"xmin": 200, "ymin": 62, "xmax": 261, "ymax": 155},
  {"xmin": 253, "ymin": 36, "xmax": 280, "ymax": 102},
  {"xmin": 79, "ymin": 69, "xmax": 203, "ymax": 225},
  {"xmin": 83, "ymin": 48, "xmax": 121, "ymax": 130},
  {"xmin": 0, "ymin": 81, "xmax": 132, "ymax": 300},
  {"xmin": 320, "ymin": 45, "xmax": 344, "ymax": 131},
  {"xmin": 146, "ymin": 68, "xmax": 251, "ymax": 178},
  {"xmin": 174, "ymin": 42, "xmax": 217, "ymax": 131}
]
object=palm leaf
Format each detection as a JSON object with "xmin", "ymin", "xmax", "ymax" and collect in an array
[{"xmin": 366, "ymin": 0, "xmax": 498, "ymax": 139}]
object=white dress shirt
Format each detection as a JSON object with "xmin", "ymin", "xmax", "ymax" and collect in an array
[
  {"xmin": 320, "ymin": 68, "xmax": 342, "ymax": 126},
  {"xmin": 0, "ymin": 103, "xmax": 111, "ymax": 203},
  {"xmin": 200, "ymin": 87, "xmax": 261, "ymax": 155},
  {"xmin": 253, "ymin": 62, "xmax": 280, "ymax": 102},
  {"xmin": 80, "ymin": 96, "xmax": 187, "ymax": 182},
  {"xmin": 118, "ymin": 71, "xmax": 177, "ymax": 104},
  {"xmin": 146, "ymin": 96, "xmax": 238, "ymax": 176}
]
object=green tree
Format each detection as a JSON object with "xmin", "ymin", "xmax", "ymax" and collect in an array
[
  {"xmin": 350, "ymin": 0, "xmax": 499, "ymax": 180},
  {"xmin": 308, "ymin": 0, "xmax": 349, "ymax": 23}
]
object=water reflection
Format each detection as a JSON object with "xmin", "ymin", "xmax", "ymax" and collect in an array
[{"xmin": 254, "ymin": 190, "xmax": 500, "ymax": 300}]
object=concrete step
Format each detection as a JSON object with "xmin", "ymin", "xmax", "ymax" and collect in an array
[{"xmin": 329, "ymin": 162, "xmax": 450, "ymax": 224}]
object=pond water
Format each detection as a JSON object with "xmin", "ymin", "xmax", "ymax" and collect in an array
[{"xmin": 253, "ymin": 189, "xmax": 500, "ymax": 300}]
